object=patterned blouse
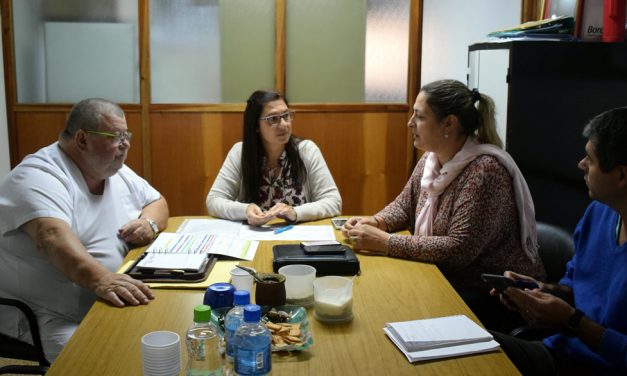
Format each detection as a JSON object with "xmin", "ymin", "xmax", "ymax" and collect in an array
[
  {"xmin": 258, "ymin": 151, "xmax": 307, "ymax": 210},
  {"xmin": 377, "ymin": 153, "xmax": 546, "ymax": 291}
]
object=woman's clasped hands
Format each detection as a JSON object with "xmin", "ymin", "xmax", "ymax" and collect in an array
[
  {"xmin": 246, "ymin": 203, "xmax": 297, "ymax": 226},
  {"xmin": 341, "ymin": 216, "xmax": 390, "ymax": 255}
]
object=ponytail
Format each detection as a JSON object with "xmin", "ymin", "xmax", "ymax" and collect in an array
[{"xmin": 475, "ymin": 93, "xmax": 502, "ymax": 148}]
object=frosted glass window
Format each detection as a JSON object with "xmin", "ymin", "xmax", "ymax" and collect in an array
[
  {"xmin": 286, "ymin": 0, "xmax": 409, "ymax": 103},
  {"xmin": 150, "ymin": 0, "xmax": 274, "ymax": 104},
  {"xmin": 12, "ymin": 0, "xmax": 139, "ymax": 104},
  {"xmin": 364, "ymin": 0, "xmax": 409, "ymax": 103}
]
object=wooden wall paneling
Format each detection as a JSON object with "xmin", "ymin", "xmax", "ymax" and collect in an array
[
  {"xmin": 293, "ymin": 112, "xmax": 409, "ymax": 215},
  {"xmin": 274, "ymin": 0, "xmax": 286, "ymax": 92},
  {"xmin": 138, "ymin": 0, "xmax": 152, "ymax": 180},
  {"xmin": 150, "ymin": 112, "xmax": 243, "ymax": 216},
  {"xmin": 1, "ymin": 0, "xmax": 18, "ymax": 166},
  {"xmin": 15, "ymin": 112, "xmax": 66, "ymax": 161},
  {"xmin": 123, "ymin": 111, "xmax": 143, "ymax": 173}
]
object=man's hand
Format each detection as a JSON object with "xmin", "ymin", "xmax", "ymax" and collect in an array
[
  {"xmin": 502, "ymin": 285, "xmax": 574, "ymax": 327},
  {"xmin": 118, "ymin": 219, "xmax": 155, "ymax": 246},
  {"xmin": 93, "ymin": 272, "xmax": 154, "ymax": 308}
]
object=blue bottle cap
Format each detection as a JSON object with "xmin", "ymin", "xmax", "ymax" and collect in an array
[
  {"xmin": 203, "ymin": 282, "xmax": 236, "ymax": 308},
  {"xmin": 243, "ymin": 304, "xmax": 261, "ymax": 322},
  {"xmin": 233, "ymin": 290, "xmax": 250, "ymax": 306}
]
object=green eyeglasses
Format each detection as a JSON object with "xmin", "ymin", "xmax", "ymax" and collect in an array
[
  {"xmin": 259, "ymin": 110, "xmax": 295, "ymax": 126},
  {"xmin": 85, "ymin": 130, "xmax": 132, "ymax": 144}
]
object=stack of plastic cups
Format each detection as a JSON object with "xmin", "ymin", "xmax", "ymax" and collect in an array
[{"xmin": 141, "ymin": 331, "xmax": 181, "ymax": 376}]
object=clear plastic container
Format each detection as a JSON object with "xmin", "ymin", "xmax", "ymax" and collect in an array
[
  {"xmin": 186, "ymin": 305, "xmax": 223, "ymax": 376},
  {"xmin": 278, "ymin": 264, "xmax": 316, "ymax": 307},
  {"xmin": 233, "ymin": 304, "xmax": 271, "ymax": 376},
  {"xmin": 313, "ymin": 276, "xmax": 354, "ymax": 323},
  {"xmin": 225, "ymin": 290, "xmax": 251, "ymax": 363}
]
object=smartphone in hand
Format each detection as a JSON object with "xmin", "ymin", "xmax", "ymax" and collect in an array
[{"xmin": 480, "ymin": 273, "xmax": 539, "ymax": 293}]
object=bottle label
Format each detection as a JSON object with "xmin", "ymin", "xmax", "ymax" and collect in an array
[{"xmin": 234, "ymin": 349, "xmax": 271, "ymax": 375}]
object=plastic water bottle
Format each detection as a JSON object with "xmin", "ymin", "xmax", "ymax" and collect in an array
[
  {"xmin": 186, "ymin": 305, "xmax": 223, "ymax": 376},
  {"xmin": 233, "ymin": 304, "xmax": 271, "ymax": 376},
  {"xmin": 225, "ymin": 290, "xmax": 251, "ymax": 364}
]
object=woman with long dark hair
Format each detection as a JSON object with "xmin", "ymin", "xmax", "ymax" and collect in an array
[{"xmin": 206, "ymin": 89, "xmax": 341, "ymax": 225}]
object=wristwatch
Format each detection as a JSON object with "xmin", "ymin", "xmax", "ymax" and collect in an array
[
  {"xmin": 563, "ymin": 309, "xmax": 585, "ymax": 337},
  {"xmin": 144, "ymin": 218, "xmax": 159, "ymax": 239}
]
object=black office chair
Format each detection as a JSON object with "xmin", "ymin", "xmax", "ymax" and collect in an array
[
  {"xmin": 0, "ymin": 298, "xmax": 50, "ymax": 375},
  {"xmin": 509, "ymin": 222, "xmax": 575, "ymax": 340}
]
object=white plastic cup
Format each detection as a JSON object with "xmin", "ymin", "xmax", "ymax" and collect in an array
[
  {"xmin": 230, "ymin": 266, "xmax": 255, "ymax": 293},
  {"xmin": 313, "ymin": 276, "xmax": 353, "ymax": 324},
  {"xmin": 279, "ymin": 264, "xmax": 316, "ymax": 307},
  {"xmin": 141, "ymin": 331, "xmax": 181, "ymax": 376}
]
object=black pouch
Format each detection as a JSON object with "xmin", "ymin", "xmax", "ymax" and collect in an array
[{"xmin": 272, "ymin": 244, "xmax": 360, "ymax": 275}]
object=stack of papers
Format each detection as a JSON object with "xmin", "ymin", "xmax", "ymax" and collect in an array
[
  {"xmin": 149, "ymin": 232, "xmax": 257, "ymax": 259},
  {"xmin": 177, "ymin": 218, "xmax": 336, "ymax": 241},
  {"xmin": 384, "ymin": 315, "xmax": 499, "ymax": 362},
  {"xmin": 136, "ymin": 252, "xmax": 209, "ymax": 272},
  {"xmin": 487, "ymin": 16, "xmax": 576, "ymax": 41}
]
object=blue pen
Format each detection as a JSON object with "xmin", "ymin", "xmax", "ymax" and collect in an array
[{"xmin": 274, "ymin": 224, "xmax": 294, "ymax": 234}]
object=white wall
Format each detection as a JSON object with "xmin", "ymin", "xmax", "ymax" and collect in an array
[
  {"xmin": 421, "ymin": 0, "xmax": 521, "ymax": 85},
  {"xmin": 0, "ymin": 16, "xmax": 10, "ymax": 179}
]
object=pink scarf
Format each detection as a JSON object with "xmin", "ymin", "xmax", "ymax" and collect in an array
[{"xmin": 415, "ymin": 137, "xmax": 539, "ymax": 261}]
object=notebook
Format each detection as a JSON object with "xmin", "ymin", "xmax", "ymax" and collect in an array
[{"xmin": 384, "ymin": 315, "xmax": 499, "ymax": 363}]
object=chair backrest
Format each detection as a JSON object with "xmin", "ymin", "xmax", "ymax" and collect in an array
[
  {"xmin": 536, "ymin": 222, "xmax": 575, "ymax": 283},
  {"xmin": 0, "ymin": 298, "xmax": 49, "ymax": 375}
]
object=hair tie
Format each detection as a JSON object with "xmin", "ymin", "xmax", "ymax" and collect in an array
[{"xmin": 471, "ymin": 88, "xmax": 481, "ymax": 104}]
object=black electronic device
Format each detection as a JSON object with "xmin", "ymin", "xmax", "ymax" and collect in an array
[
  {"xmin": 331, "ymin": 218, "xmax": 347, "ymax": 230},
  {"xmin": 300, "ymin": 240, "xmax": 344, "ymax": 255},
  {"xmin": 480, "ymin": 273, "xmax": 539, "ymax": 293}
]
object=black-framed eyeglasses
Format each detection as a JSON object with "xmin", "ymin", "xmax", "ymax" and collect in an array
[
  {"xmin": 259, "ymin": 110, "xmax": 295, "ymax": 126},
  {"xmin": 85, "ymin": 130, "xmax": 133, "ymax": 144}
]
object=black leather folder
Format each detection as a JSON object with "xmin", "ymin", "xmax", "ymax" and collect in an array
[
  {"xmin": 272, "ymin": 244, "xmax": 360, "ymax": 275},
  {"xmin": 125, "ymin": 253, "xmax": 217, "ymax": 283}
]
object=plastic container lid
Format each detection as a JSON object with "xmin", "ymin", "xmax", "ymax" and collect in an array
[
  {"xmin": 233, "ymin": 290, "xmax": 250, "ymax": 306},
  {"xmin": 193, "ymin": 304, "xmax": 212, "ymax": 323},
  {"xmin": 243, "ymin": 304, "xmax": 261, "ymax": 322}
]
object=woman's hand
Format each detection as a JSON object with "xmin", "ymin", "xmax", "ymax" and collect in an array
[
  {"xmin": 341, "ymin": 216, "xmax": 378, "ymax": 238},
  {"xmin": 346, "ymin": 223, "xmax": 390, "ymax": 255},
  {"xmin": 266, "ymin": 203, "xmax": 297, "ymax": 223},
  {"xmin": 246, "ymin": 204, "xmax": 271, "ymax": 226}
]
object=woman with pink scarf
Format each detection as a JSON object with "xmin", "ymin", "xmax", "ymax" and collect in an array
[{"xmin": 342, "ymin": 79, "xmax": 546, "ymax": 330}]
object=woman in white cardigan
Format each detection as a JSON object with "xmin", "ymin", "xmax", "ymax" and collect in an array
[{"xmin": 206, "ymin": 89, "xmax": 341, "ymax": 226}]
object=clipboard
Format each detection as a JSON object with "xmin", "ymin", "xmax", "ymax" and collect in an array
[{"xmin": 124, "ymin": 253, "xmax": 218, "ymax": 283}]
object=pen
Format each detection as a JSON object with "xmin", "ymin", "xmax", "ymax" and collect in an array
[{"xmin": 274, "ymin": 224, "xmax": 294, "ymax": 234}]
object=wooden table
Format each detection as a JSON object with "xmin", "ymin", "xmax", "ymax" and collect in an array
[{"xmin": 46, "ymin": 217, "xmax": 520, "ymax": 375}]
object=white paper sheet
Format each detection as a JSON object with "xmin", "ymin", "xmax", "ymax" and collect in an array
[
  {"xmin": 147, "ymin": 232, "xmax": 258, "ymax": 260},
  {"xmin": 176, "ymin": 218, "xmax": 243, "ymax": 236},
  {"xmin": 386, "ymin": 315, "xmax": 493, "ymax": 351},
  {"xmin": 384, "ymin": 327, "xmax": 499, "ymax": 362},
  {"xmin": 237, "ymin": 225, "xmax": 336, "ymax": 241}
]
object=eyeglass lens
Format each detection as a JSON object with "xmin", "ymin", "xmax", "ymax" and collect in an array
[
  {"xmin": 265, "ymin": 111, "xmax": 294, "ymax": 126},
  {"xmin": 115, "ymin": 132, "xmax": 132, "ymax": 143}
]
